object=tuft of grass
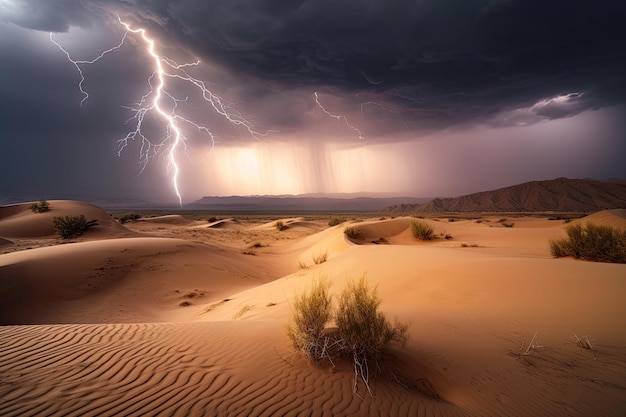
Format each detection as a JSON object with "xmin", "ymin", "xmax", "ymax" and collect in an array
[
  {"xmin": 344, "ymin": 226, "xmax": 361, "ymax": 239},
  {"xmin": 30, "ymin": 199, "xmax": 49, "ymax": 213},
  {"xmin": 53, "ymin": 215, "xmax": 98, "ymax": 239},
  {"xmin": 328, "ymin": 217, "xmax": 346, "ymax": 227},
  {"xmin": 275, "ymin": 220, "xmax": 288, "ymax": 231},
  {"xmin": 410, "ymin": 219, "xmax": 434, "ymax": 241},
  {"xmin": 549, "ymin": 222, "xmax": 626, "ymax": 263},
  {"xmin": 336, "ymin": 275, "xmax": 408, "ymax": 396},
  {"xmin": 502, "ymin": 222, "xmax": 515, "ymax": 228},
  {"xmin": 286, "ymin": 277, "xmax": 334, "ymax": 362},
  {"xmin": 207, "ymin": 216, "xmax": 218, "ymax": 223},
  {"xmin": 312, "ymin": 250, "xmax": 328, "ymax": 265}
]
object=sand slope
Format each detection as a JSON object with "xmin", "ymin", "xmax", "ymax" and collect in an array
[{"xmin": 1, "ymin": 206, "xmax": 625, "ymax": 416}]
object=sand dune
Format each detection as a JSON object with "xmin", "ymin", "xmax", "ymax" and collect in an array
[
  {"xmin": 1, "ymin": 204, "xmax": 625, "ymax": 416},
  {"xmin": 0, "ymin": 200, "xmax": 131, "ymax": 239},
  {"xmin": 572, "ymin": 208, "xmax": 626, "ymax": 228}
]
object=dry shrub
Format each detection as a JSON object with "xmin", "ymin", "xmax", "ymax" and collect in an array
[
  {"xmin": 336, "ymin": 275, "xmax": 408, "ymax": 396},
  {"xmin": 328, "ymin": 217, "xmax": 346, "ymax": 227},
  {"xmin": 30, "ymin": 199, "xmax": 49, "ymax": 213},
  {"xmin": 344, "ymin": 226, "xmax": 361, "ymax": 239},
  {"xmin": 53, "ymin": 215, "xmax": 98, "ymax": 239},
  {"xmin": 287, "ymin": 277, "xmax": 334, "ymax": 362},
  {"xmin": 550, "ymin": 222, "xmax": 626, "ymax": 263},
  {"xmin": 410, "ymin": 219, "xmax": 434, "ymax": 241},
  {"xmin": 287, "ymin": 275, "xmax": 409, "ymax": 397}
]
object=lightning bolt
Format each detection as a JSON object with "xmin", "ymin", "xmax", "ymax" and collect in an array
[
  {"xmin": 50, "ymin": 31, "xmax": 128, "ymax": 107},
  {"xmin": 51, "ymin": 16, "xmax": 268, "ymax": 207},
  {"xmin": 314, "ymin": 92, "xmax": 365, "ymax": 141}
]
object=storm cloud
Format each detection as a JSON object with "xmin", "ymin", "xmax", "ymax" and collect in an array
[
  {"xmin": 1, "ymin": 0, "xmax": 624, "ymax": 203},
  {"xmin": 4, "ymin": 0, "xmax": 626, "ymax": 128}
]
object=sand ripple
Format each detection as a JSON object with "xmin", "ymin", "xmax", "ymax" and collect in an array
[{"xmin": 0, "ymin": 322, "xmax": 462, "ymax": 417}]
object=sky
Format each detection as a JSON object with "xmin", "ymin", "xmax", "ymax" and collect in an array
[{"xmin": 1, "ymin": 0, "xmax": 625, "ymax": 205}]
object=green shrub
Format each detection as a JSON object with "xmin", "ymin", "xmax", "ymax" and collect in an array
[
  {"xmin": 336, "ymin": 275, "xmax": 408, "ymax": 395},
  {"xmin": 328, "ymin": 217, "xmax": 346, "ymax": 227},
  {"xmin": 410, "ymin": 219, "xmax": 434, "ymax": 241},
  {"xmin": 119, "ymin": 213, "xmax": 141, "ymax": 224},
  {"xmin": 344, "ymin": 226, "xmax": 361, "ymax": 239},
  {"xmin": 549, "ymin": 222, "xmax": 626, "ymax": 263},
  {"xmin": 30, "ymin": 199, "xmax": 49, "ymax": 213},
  {"xmin": 287, "ymin": 277, "xmax": 334, "ymax": 362},
  {"xmin": 53, "ymin": 215, "xmax": 98, "ymax": 239}
]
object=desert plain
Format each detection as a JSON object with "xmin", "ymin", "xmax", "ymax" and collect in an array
[{"xmin": 1, "ymin": 200, "xmax": 625, "ymax": 416}]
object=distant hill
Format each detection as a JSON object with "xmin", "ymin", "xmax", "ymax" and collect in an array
[
  {"xmin": 383, "ymin": 178, "xmax": 626, "ymax": 213},
  {"xmin": 188, "ymin": 195, "xmax": 429, "ymax": 212}
]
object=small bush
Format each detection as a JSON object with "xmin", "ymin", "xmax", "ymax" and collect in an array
[
  {"xmin": 410, "ymin": 219, "xmax": 434, "ymax": 241},
  {"xmin": 53, "ymin": 215, "xmax": 98, "ymax": 239},
  {"xmin": 275, "ymin": 220, "xmax": 287, "ymax": 231},
  {"xmin": 119, "ymin": 213, "xmax": 141, "ymax": 224},
  {"xmin": 328, "ymin": 217, "xmax": 346, "ymax": 227},
  {"xmin": 549, "ymin": 222, "xmax": 626, "ymax": 263},
  {"xmin": 502, "ymin": 222, "xmax": 515, "ymax": 228},
  {"xmin": 287, "ymin": 277, "xmax": 334, "ymax": 362},
  {"xmin": 30, "ymin": 199, "xmax": 49, "ymax": 213},
  {"xmin": 336, "ymin": 275, "xmax": 408, "ymax": 395},
  {"xmin": 344, "ymin": 226, "xmax": 361, "ymax": 239},
  {"xmin": 207, "ymin": 216, "xmax": 218, "ymax": 223}
]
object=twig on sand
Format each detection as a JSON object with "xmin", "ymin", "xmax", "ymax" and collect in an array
[
  {"xmin": 273, "ymin": 345, "xmax": 294, "ymax": 367},
  {"xmin": 573, "ymin": 333, "xmax": 597, "ymax": 359},
  {"xmin": 514, "ymin": 332, "xmax": 542, "ymax": 362}
]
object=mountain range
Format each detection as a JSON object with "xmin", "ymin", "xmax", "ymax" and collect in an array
[{"xmin": 383, "ymin": 178, "xmax": 626, "ymax": 213}]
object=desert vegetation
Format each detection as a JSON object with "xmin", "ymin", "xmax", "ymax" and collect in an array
[
  {"xmin": 343, "ymin": 226, "xmax": 361, "ymax": 239},
  {"xmin": 275, "ymin": 220, "xmax": 287, "ymax": 231},
  {"xmin": 286, "ymin": 277, "xmax": 335, "ymax": 362},
  {"xmin": 118, "ymin": 213, "xmax": 141, "ymax": 224},
  {"xmin": 287, "ymin": 275, "xmax": 408, "ymax": 397},
  {"xmin": 312, "ymin": 250, "xmax": 328, "ymax": 265},
  {"xmin": 328, "ymin": 217, "xmax": 346, "ymax": 227},
  {"xmin": 30, "ymin": 199, "xmax": 49, "ymax": 213},
  {"xmin": 410, "ymin": 219, "xmax": 434, "ymax": 241},
  {"xmin": 549, "ymin": 222, "xmax": 626, "ymax": 263},
  {"xmin": 53, "ymin": 215, "xmax": 98, "ymax": 239}
]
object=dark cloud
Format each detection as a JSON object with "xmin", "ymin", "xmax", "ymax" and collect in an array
[
  {"xmin": 0, "ymin": 0, "xmax": 98, "ymax": 31},
  {"xmin": 136, "ymin": 0, "xmax": 626, "ymax": 127},
  {"xmin": 1, "ymin": 0, "xmax": 624, "ymax": 202},
  {"xmin": 3, "ymin": 0, "xmax": 625, "ymax": 129}
]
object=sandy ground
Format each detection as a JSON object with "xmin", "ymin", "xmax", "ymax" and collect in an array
[{"xmin": 1, "ymin": 201, "xmax": 625, "ymax": 416}]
